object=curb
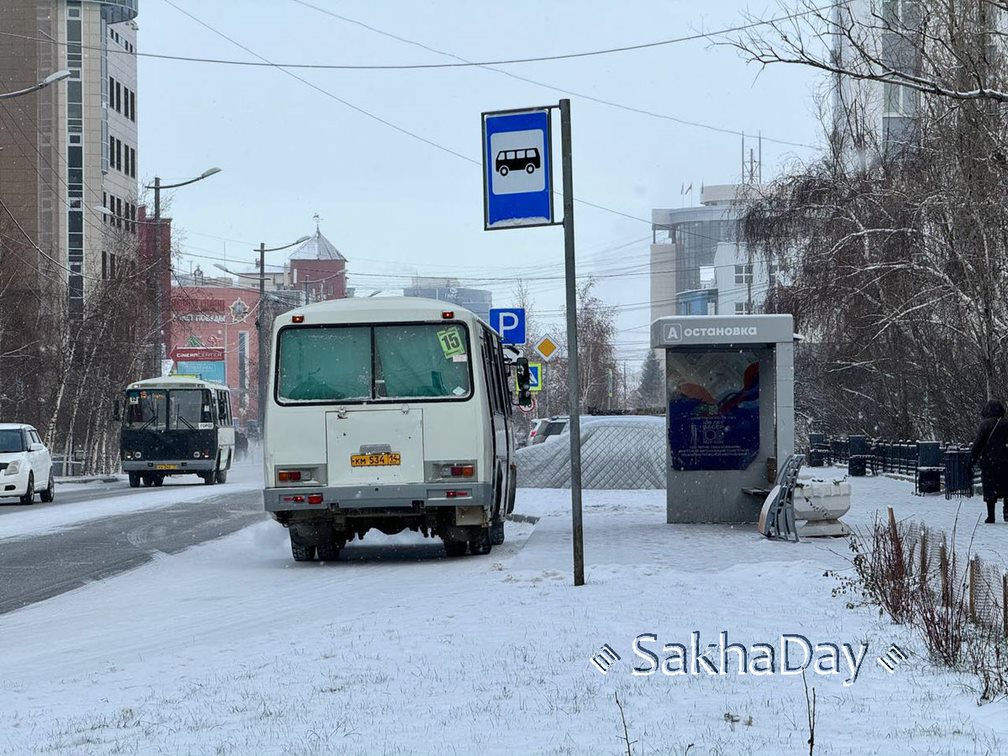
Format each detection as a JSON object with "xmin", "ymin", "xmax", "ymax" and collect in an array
[
  {"xmin": 55, "ymin": 476, "xmax": 120, "ymax": 485},
  {"xmin": 506, "ymin": 513, "xmax": 540, "ymax": 525}
]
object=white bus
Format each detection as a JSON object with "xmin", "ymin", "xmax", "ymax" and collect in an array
[{"xmin": 263, "ymin": 297, "xmax": 522, "ymax": 562}]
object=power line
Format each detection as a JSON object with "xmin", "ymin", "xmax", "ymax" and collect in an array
[
  {"xmin": 0, "ymin": 4, "xmax": 835, "ymax": 74},
  {"xmin": 290, "ymin": 0, "xmax": 826, "ymax": 149}
]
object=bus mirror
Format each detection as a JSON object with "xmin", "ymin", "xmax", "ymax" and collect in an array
[
  {"xmin": 515, "ymin": 358, "xmax": 533, "ymax": 408},
  {"xmin": 112, "ymin": 398, "xmax": 121, "ymax": 422}
]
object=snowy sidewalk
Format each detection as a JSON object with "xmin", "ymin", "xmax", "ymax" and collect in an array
[{"xmin": 0, "ymin": 481, "xmax": 1004, "ymax": 754}]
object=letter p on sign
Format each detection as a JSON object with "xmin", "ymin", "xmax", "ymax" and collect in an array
[{"xmin": 489, "ymin": 307, "xmax": 526, "ymax": 345}]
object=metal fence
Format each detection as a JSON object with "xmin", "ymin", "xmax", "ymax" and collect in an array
[{"xmin": 809, "ymin": 434, "xmax": 981, "ymax": 498}]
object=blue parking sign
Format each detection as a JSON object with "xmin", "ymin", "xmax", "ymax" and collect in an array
[
  {"xmin": 489, "ymin": 307, "xmax": 526, "ymax": 345},
  {"xmin": 482, "ymin": 108, "xmax": 554, "ymax": 229}
]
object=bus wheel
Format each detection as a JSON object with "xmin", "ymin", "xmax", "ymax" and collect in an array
[
  {"xmin": 289, "ymin": 532, "xmax": 316, "ymax": 562},
  {"xmin": 443, "ymin": 538, "xmax": 467, "ymax": 557},
  {"xmin": 153, "ymin": 475, "xmax": 164, "ymax": 487},
  {"xmin": 498, "ymin": 165, "xmax": 509, "ymax": 176},
  {"xmin": 128, "ymin": 473, "xmax": 140, "ymax": 488},
  {"xmin": 215, "ymin": 468, "xmax": 228, "ymax": 484},
  {"xmin": 202, "ymin": 472, "xmax": 215, "ymax": 485},
  {"xmin": 469, "ymin": 527, "xmax": 492, "ymax": 555},
  {"xmin": 490, "ymin": 520, "xmax": 505, "ymax": 546},
  {"xmin": 317, "ymin": 537, "xmax": 341, "ymax": 562},
  {"xmin": 525, "ymin": 163, "xmax": 535, "ymax": 173},
  {"xmin": 142, "ymin": 475, "xmax": 153, "ymax": 487}
]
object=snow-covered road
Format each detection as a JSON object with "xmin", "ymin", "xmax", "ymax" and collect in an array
[{"xmin": 0, "ymin": 471, "xmax": 1005, "ymax": 754}]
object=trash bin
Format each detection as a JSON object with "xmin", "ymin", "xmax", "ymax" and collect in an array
[
  {"xmin": 944, "ymin": 448, "xmax": 974, "ymax": 499},
  {"xmin": 848, "ymin": 456, "xmax": 867, "ymax": 477},
  {"xmin": 808, "ymin": 448, "xmax": 825, "ymax": 467}
]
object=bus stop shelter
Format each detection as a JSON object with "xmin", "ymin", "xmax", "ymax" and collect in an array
[{"xmin": 650, "ymin": 314, "xmax": 795, "ymax": 524}]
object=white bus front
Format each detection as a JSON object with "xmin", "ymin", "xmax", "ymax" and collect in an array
[{"xmin": 263, "ymin": 304, "xmax": 512, "ymax": 561}]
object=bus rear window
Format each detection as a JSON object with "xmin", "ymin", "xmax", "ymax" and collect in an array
[
  {"xmin": 277, "ymin": 327, "xmax": 371, "ymax": 402},
  {"xmin": 276, "ymin": 323, "xmax": 472, "ymax": 403},
  {"xmin": 375, "ymin": 324, "xmax": 471, "ymax": 399}
]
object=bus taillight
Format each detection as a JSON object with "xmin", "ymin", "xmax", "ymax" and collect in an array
[
  {"xmin": 445, "ymin": 490, "xmax": 470, "ymax": 498},
  {"xmin": 450, "ymin": 464, "xmax": 474, "ymax": 477},
  {"xmin": 278, "ymin": 470, "xmax": 302, "ymax": 482},
  {"xmin": 307, "ymin": 493, "xmax": 323, "ymax": 505}
]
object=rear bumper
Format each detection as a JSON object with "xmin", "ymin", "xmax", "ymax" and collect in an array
[
  {"xmin": 264, "ymin": 482, "xmax": 493, "ymax": 513},
  {"xmin": 123, "ymin": 459, "xmax": 215, "ymax": 473}
]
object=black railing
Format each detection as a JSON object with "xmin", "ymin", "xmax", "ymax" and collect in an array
[{"xmin": 807, "ymin": 435, "xmax": 981, "ymax": 497}]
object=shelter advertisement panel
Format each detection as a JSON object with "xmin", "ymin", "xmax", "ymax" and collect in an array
[{"xmin": 666, "ymin": 351, "xmax": 760, "ymax": 470}]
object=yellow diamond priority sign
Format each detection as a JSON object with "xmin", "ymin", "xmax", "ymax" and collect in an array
[{"xmin": 534, "ymin": 336, "xmax": 559, "ymax": 362}]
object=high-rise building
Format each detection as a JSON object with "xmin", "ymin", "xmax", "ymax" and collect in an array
[
  {"xmin": 403, "ymin": 277, "xmax": 493, "ymax": 323},
  {"xmin": 650, "ymin": 185, "xmax": 741, "ymax": 324},
  {"xmin": 0, "ymin": 1, "xmax": 139, "ymax": 318}
]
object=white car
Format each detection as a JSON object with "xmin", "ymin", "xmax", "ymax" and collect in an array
[{"xmin": 0, "ymin": 423, "xmax": 54, "ymax": 504}]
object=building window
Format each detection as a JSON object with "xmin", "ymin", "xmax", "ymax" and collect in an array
[
  {"xmin": 735, "ymin": 302, "xmax": 755, "ymax": 315},
  {"xmin": 734, "ymin": 263, "xmax": 753, "ymax": 285},
  {"xmin": 102, "ymin": 251, "xmax": 107, "ymax": 280},
  {"xmin": 110, "ymin": 253, "xmax": 117, "ymax": 278},
  {"xmin": 130, "ymin": 90, "xmax": 136, "ymax": 121}
]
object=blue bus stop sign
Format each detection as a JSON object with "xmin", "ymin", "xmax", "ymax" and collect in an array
[
  {"xmin": 482, "ymin": 108, "xmax": 554, "ymax": 230},
  {"xmin": 489, "ymin": 307, "xmax": 526, "ymax": 345}
]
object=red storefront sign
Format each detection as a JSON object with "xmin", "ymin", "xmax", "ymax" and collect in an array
[{"xmin": 172, "ymin": 347, "xmax": 225, "ymax": 362}]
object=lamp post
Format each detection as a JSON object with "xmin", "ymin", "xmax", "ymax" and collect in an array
[
  {"xmin": 0, "ymin": 69, "xmax": 71, "ymax": 101},
  {"xmin": 144, "ymin": 167, "xmax": 221, "ymax": 377}
]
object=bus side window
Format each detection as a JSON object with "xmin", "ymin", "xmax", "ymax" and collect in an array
[{"xmin": 494, "ymin": 344, "xmax": 513, "ymax": 415}]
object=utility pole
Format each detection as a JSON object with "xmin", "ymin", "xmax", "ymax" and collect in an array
[
  {"xmin": 560, "ymin": 98, "xmax": 585, "ymax": 587},
  {"xmin": 257, "ymin": 241, "xmax": 266, "ymax": 432},
  {"xmin": 152, "ymin": 175, "xmax": 162, "ymax": 378},
  {"xmin": 144, "ymin": 168, "xmax": 222, "ymax": 377}
]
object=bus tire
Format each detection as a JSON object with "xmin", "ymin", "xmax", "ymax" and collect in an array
[
  {"xmin": 469, "ymin": 527, "xmax": 492, "ymax": 556},
  {"xmin": 490, "ymin": 520, "xmax": 505, "ymax": 546},
  {"xmin": 153, "ymin": 475, "xmax": 164, "ymax": 487},
  {"xmin": 443, "ymin": 539, "xmax": 467, "ymax": 557},
  {"xmin": 128, "ymin": 473, "xmax": 140, "ymax": 488},
  {"xmin": 202, "ymin": 472, "xmax": 215, "ymax": 485},
  {"xmin": 525, "ymin": 163, "xmax": 535, "ymax": 173},
  {"xmin": 142, "ymin": 474, "xmax": 153, "ymax": 487},
  {"xmin": 290, "ymin": 532, "xmax": 316, "ymax": 562},
  {"xmin": 317, "ymin": 538, "xmax": 341, "ymax": 562},
  {"xmin": 215, "ymin": 468, "xmax": 228, "ymax": 484},
  {"xmin": 498, "ymin": 165, "xmax": 509, "ymax": 176}
]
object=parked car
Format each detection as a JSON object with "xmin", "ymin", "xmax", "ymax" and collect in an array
[
  {"xmin": 533, "ymin": 416, "xmax": 570, "ymax": 445},
  {"xmin": 0, "ymin": 423, "xmax": 54, "ymax": 504},
  {"xmin": 526, "ymin": 418, "xmax": 547, "ymax": 446}
]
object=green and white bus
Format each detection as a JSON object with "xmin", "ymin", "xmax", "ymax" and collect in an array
[{"xmin": 263, "ymin": 297, "xmax": 521, "ymax": 562}]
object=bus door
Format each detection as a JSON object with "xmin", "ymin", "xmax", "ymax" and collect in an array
[{"xmin": 480, "ymin": 328, "xmax": 510, "ymax": 512}]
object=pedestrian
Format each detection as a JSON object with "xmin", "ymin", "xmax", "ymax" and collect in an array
[{"xmin": 969, "ymin": 399, "xmax": 1008, "ymax": 523}]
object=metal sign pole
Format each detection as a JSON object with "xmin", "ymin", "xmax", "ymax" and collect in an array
[{"xmin": 559, "ymin": 98, "xmax": 585, "ymax": 586}]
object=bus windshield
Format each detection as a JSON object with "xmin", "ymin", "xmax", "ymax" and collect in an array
[
  {"xmin": 169, "ymin": 389, "xmax": 214, "ymax": 430},
  {"xmin": 125, "ymin": 389, "xmax": 214, "ymax": 430},
  {"xmin": 125, "ymin": 390, "xmax": 167, "ymax": 429},
  {"xmin": 277, "ymin": 323, "xmax": 472, "ymax": 402}
]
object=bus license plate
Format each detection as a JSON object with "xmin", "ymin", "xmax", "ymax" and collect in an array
[
  {"xmin": 155, "ymin": 464, "xmax": 178, "ymax": 470},
  {"xmin": 350, "ymin": 452, "xmax": 401, "ymax": 467}
]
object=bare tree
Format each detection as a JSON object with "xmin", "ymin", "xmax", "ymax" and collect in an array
[{"xmin": 738, "ymin": 0, "xmax": 1008, "ymax": 441}]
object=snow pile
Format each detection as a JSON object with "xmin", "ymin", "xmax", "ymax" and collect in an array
[{"xmin": 515, "ymin": 415, "xmax": 666, "ymax": 489}]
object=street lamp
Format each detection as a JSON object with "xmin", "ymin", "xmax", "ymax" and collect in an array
[
  {"xmin": 253, "ymin": 236, "xmax": 310, "ymax": 432},
  {"xmin": 143, "ymin": 167, "xmax": 221, "ymax": 377},
  {"xmin": 0, "ymin": 69, "xmax": 71, "ymax": 101}
]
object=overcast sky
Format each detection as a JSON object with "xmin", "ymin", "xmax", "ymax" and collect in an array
[{"xmin": 138, "ymin": 0, "xmax": 826, "ymax": 369}]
